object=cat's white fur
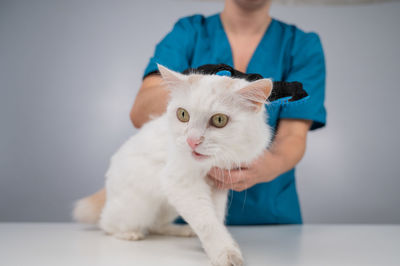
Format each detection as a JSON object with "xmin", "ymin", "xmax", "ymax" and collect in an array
[{"xmin": 74, "ymin": 65, "xmax": 272, "ymax": 266}]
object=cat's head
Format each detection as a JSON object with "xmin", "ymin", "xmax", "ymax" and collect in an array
[{"xmin": 159, "ymin": 65, "xmax": 272, "ymax": 168}]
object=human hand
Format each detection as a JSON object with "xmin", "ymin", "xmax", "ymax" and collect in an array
[{"xmin": 207, "ymin": 150, "xmax": 276, "ymax": 192}]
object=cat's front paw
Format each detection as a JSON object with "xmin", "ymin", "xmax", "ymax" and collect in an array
[
  {"xmin": 212, "ymin": 246, "xmax": 244, "ymax": 266},
  {"xmin": 113, "ymin": 231, "xmax": 145, "ymax": 241}
]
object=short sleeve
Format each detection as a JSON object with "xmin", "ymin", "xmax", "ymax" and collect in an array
[
  {"xmin": 143, "ymin": 15, "xmax": 202, "ymax": 79},
  {"xmin": 279, "ymin": 32, "xmax": 326, "ymax": 130}
]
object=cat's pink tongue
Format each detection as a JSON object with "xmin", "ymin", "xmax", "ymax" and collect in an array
[{"xmin": 192, "ymin": 151, "xmax": 209, "ymax": 160}]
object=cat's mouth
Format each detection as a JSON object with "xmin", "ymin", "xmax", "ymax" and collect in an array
[{"xmin": 192, "ymin": 150, "xmax": 210, "ymax": 160}]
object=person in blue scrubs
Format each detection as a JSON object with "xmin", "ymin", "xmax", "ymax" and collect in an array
[{"xmin": 131, "ymin": 0, "xmax": 326, "ymax": 225}]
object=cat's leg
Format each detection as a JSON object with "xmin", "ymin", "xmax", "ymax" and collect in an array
[
  {"xmin": 206, "ymin": 174, "xmax": 229, "ymax": 224},
  {"xmin": 99, "ymin": 191, "xmax": 159, "ymax": 241},
  {"xmin": 112, "ymin": 230, "xmax": 146, "ymax": 241},
  {"xmin": 212, "ymin": 188, "xmax": 229, "ymax": 224},
  {"xmin": 164, "ymin": 170, "xmax": 243, "ymax": 266},
  {"xmin": 149, "ymin": 203, "xmax": 196, "ymax": 237}
]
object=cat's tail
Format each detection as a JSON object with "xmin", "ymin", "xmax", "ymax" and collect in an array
[{"xmin": 73, "ymin": 188, "xmax": 105, "ymax": 224}]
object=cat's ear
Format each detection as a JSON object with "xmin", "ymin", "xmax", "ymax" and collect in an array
[
  {"xmin": 237, "ymin": 79, "xmax": 272, "ymax": 111},
  {"xmin": 157, "ymin": 64, "xmax": 187, "ymax": 88}
]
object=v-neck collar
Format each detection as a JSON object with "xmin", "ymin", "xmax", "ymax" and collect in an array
[{"xmin": 214, "ymin": 13, "xmax": 276, "ymax": 74}]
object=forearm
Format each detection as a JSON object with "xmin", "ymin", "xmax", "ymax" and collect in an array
[
  {"xmin": 262, "ymin": 135, "xmax": 307, "ymax": 180},
  {"xmin": 130, "ymin": 75, "xmax": 169, "ymax": 128},
  {"xmin": 257, "ymin": 119, "xmax": 312, "ymax": 182}
]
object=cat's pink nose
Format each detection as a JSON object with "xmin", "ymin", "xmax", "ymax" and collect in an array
[{"xmin": 187, "ymin": 137, "xmax": 203, "ymax": 150}]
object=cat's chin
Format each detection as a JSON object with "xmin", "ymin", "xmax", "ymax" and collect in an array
[{"xmin": 191, "ymin": 151, "xmax": 210, "ymax": 161}]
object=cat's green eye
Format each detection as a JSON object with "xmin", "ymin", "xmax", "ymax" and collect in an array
[
  {"xmin": 210, "ymin": 113, "xmax": 229, "ymax": 128},
  {"xmin": 176, "ymin": 108, "xmax": 190, "ymax": 122}
]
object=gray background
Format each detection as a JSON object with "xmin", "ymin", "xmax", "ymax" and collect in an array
[{"xmin": 1, "ymin": 0, "xmax": 399, "ymax": 223}]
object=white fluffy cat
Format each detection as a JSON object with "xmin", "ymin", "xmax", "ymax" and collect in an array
[{"xmin": 73, "ymin": 65, "xmax": 272, "ymax": 266}]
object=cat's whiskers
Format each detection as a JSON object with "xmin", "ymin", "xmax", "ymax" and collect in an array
[
  {"xmin": 219, "ymin": 147, "xmax": 250, "ymax": 208},
  {"xmin": 214, "ymin": 150, "xmax": 237, "ymax": 210},
  {"xmin": 223, "ymin": 152, "xmax": 248, "ymax": 208},
  {"xmin": 236, "ymin": 166, "xmax": 248, "ymax": 210}
]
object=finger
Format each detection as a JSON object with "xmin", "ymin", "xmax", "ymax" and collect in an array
[
  {"xmin": 223, "ymin": 168, "xmax": 250, "ymax": 184},
  {"xmin": 231, "ymin": 181, "xmax": 250, "ymax": 192},
  {"xmin": 208, "ymin": 167, "xmax": 228, "ymax": 181},
  {"xmin": 214, "ymin": 180, "xmax": 247, "ymax": 192},
  {"xmin": 216, "ymin": 177, "xmax": 246, "ymax": 190},
  {"xmin": 209, "ymin": 167, "xmax": 250, "ymax": 181},
  {"xmin": 214, "ymin": 177, "xmax": 249, "ymax": 191},
  {"xmin": 209, "ymin": 167, "xmax": 251, "ymax": 186},
  {"xmin": 208, "ymin": 167, "xmax": 225, "ymax": 180},
  {"xmin": 212, "ymin": 179, "xmax": 231, "ymax": 190},
  {"xmin": 232, "ymin": 185, "xmax": 246, "ymax": 192}
]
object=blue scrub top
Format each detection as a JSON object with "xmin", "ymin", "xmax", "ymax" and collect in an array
[{"xmin": 143, "ymin": 14, "xmax": 326, "ymax": 225}]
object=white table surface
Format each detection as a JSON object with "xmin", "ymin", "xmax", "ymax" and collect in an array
[{"xmin": 1, "ymin": 223, "xmax": 399, "ymax": 266}]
